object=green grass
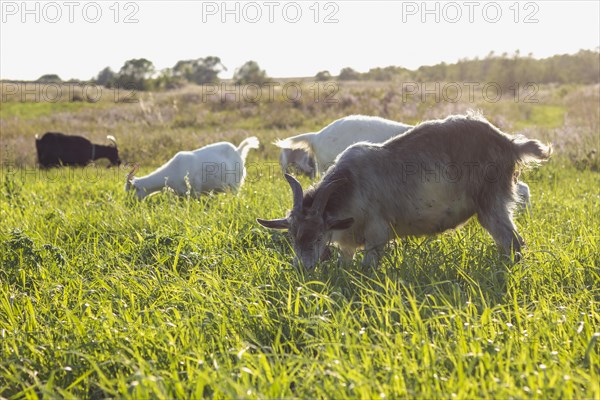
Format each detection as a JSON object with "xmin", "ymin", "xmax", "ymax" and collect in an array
[
  {"xmin": 0, "ymin": 81, "xmax": 598, "ymax": 397},
  {"xmin": 1, "ymin": 162, "xmax": 598, "ymax": 398},
  {"xmin": 1, "ymin": 83, "xmax": 597, "ymax": 167},
  {"xmin": 528, "ymin": 105, "xmax": 566, "ymax": 128},
  {"xmin": 0, "ymin": 101, "xmax": 107, "ymax": 120},
  {"xmin": 514, "ymin": 104, "xmax": 566, "ymax": 130}
]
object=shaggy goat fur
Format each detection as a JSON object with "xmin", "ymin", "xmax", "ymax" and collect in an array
[{"xmin": 258, "ymin": 113, "xmax": 551, "ymax": 269}]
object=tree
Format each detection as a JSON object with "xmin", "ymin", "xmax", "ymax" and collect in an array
[
  {"xmin": 36, "ymin": 74, "xmax": 62, "ymax": 83},
  {"xmin": 233, "ymin": 61, "xmax": 268, "ymax": 85},
  {"xmin": 338, "ymin": 67, "xmax": 360, "ymax": 81},
  {"xmin": 116, "ymin": 58, "xmax": 155, "ymax": 91},
  {"xmin": 364, "ymin": 66, "xmax": 408, "ymax": 81},
  {"xmin": 315, "ymin": 70, "xmax": 332, "ymax": 81},
  {"xmin": 153, "ymin": 68, "xmax": 187, "ymax": 90},
  {"xmin": 119, "ymin": 58, "xmax": 154, "ymax": 80},
  {"xmin": 95, "ymin": 67, "xmax": 116, "ymax": 87},
  {"xmin": 173, "ymin": 56, "xmax": 226, "ymax": 84}
]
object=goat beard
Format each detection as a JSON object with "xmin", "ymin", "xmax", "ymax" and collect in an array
[{"xmin": 320, "ymin": 246, "xmax": 333, "ymax": 262}]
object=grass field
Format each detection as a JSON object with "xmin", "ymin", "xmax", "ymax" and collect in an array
[{"xmin": 1, "ymin": 81, "xmax": 599, "ymax": 398}]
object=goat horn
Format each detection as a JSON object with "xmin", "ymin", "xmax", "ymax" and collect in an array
[
  {"xmin": 127, "ymin": 163, "xmax": 139, "ymax": 182},
  {"xmin": 312, "ymin": 178, "xmax": 344, "ymax": 215},
  {"xmin": 284, "ymin": 173, "xmax": 303, "ymax": 213}
]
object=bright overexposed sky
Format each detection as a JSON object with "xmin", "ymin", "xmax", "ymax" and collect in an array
[{"xmin": 1, "ymin": 1, "xmax": 598, "ymax": 80}]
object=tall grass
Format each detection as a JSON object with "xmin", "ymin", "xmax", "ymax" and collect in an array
[
  {"xmin": 0, "ymin": 161, "xmax": 598, "ymax": 398},
  {"xmin": 0, "ymin": 82, "xmax": 598, "ymax": 398},
  {"xmin": 1, "ymin": 82, "xmax": 598, "ymax": 168}
]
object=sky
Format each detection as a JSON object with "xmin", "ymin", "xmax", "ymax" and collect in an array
[{"xmin": 1, "ymin": 0, "xmax": 599, "ymax": 81}]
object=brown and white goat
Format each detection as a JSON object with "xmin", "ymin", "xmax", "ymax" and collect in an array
[{"xmin": 257, "ymin": 113, "xmax": 551, "ymax": 269}]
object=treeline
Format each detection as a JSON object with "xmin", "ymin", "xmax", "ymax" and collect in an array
[
  {"xmin": 33, "ymin": 48, "xmax": 599, "ymax": 90},
  {"xmin": 334, "ymin": 49, "xmax": 600, "ymax": 87},
  {"xmin": 35, "ymin": 58, "xmax": 268, "ymax": 91},
  {"xmin": 92, "ymin": 57, "xmax": 268, "ymax": 91}
]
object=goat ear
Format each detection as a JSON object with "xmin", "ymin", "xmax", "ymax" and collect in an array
[
  {"xmin": 256, "ymin": 218, "xmax": 290, "ymax": 230},
  {"xmin": 326, "ymin": 217, "xmax": 354, "ymax": 231}
]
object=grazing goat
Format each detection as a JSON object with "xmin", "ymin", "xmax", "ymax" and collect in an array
[
  {"xmin": 35, "ymin": 132, "xmax": 121, "ymax": 167},
  {"xmin": 258, "ymin": 113, "xmax": 551, "ymax": 269},
  {"xmin": 276, "ymin": 115, "xmax": 413, "ymax": 175},
  {"xmin": 126, "ymin": 137, "xmax": 259, "ymax": 200},
  {"xmin": 278, "ymin": 114, "xmax": 533, "ymax": 208},
  {"xmin": 279, "ymin": 148, "xmax": 316, "ymax": 178}
]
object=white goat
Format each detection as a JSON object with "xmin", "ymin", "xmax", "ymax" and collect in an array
[
  {"xmin": 126, "ymin": 137, "xmax": 259, "ymax": 200},
  {"xmin": 279, "ymin": 148, "xmax": 316, "ymax": 178},
  {"xmin": 258, "ymin": 113, "xmax": 551, "ymax": 269},
  {"xmin": 276, "ymin": 115, "xmax": 413, "ymax": 175}
]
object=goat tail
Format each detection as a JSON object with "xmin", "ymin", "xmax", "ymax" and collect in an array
[
  {"xmin": 513, "ymin": 136, "xmax": 552, "ymax": 164},
  {"xmin": 236, "ymin": 136, "xmax": 260, "ymax": 162},
  {"xmin": 275, "ymin": 132, "xmax": 317, "ymax": 155}
]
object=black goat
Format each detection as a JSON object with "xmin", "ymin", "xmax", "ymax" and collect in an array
[{"xmin": 35, "ymin": 132, "xmax": 121, "ymax": 167}]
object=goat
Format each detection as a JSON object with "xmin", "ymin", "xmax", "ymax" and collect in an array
[
  {"xmin": 279, "ymin": 148, "xmax": 316, "ymax": 178},
  {"xmin": 278, "ymin": 114, "xmax": 533, "ymax": 209},
  {"xmin": 125, "ymin": 137, "xmax": 259, "ymax": 200},
  {"xmin": 35, "ymin": 132, "xmax": 121, "ymax": 167},
  {"xmin": 276, "ymin": 115, "xmax": 413, "ymax": 175},
  {"xmin": 258, "ymin": 113, "xmax": 551, "ymax": 269}
]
